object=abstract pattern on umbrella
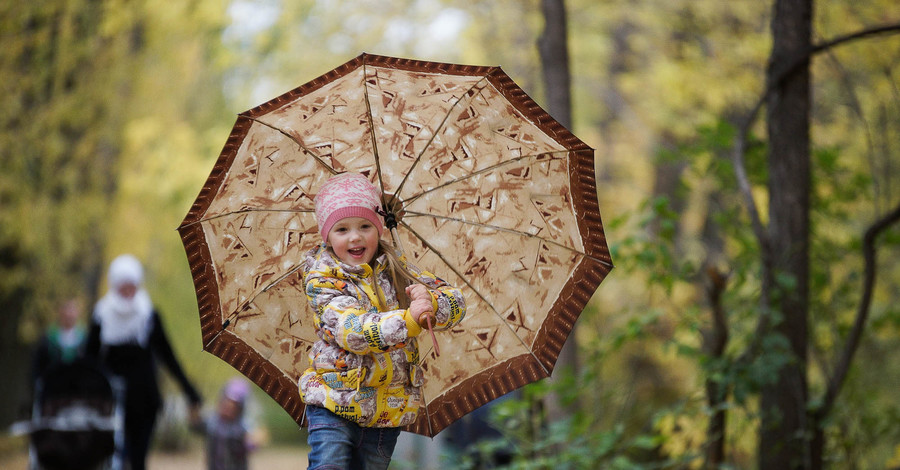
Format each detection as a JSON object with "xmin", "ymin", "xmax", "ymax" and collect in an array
[{"xmin": 179, "ymin": 53, "xmax": 612, "ymax": 437}]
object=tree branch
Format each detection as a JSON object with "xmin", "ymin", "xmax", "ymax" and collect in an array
[
  {"xmin": 815, "ymin": 202, "xmax": 900, "ymax": 420},
  {"xmin": 810, "ymin": 23, "xmax": 900, "ymax": 57},
  {"xmin": 731, "ymin": 99, "xmax": 770, "ymax": 254},
  {"xmin": 732, "ymin": 22, "xmax": 900, "ymax": 359},
  {"xmin": 702, "ymin": 263, "xmax": 730, "ymax": 467},
  {"xmin": 730, "ymin": 23, "xmax": 900, "ymax": 248}
]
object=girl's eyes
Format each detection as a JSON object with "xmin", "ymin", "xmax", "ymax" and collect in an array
[{"xmin": 332, "ymin": 222, "xmax": 373, "ymax": 233}]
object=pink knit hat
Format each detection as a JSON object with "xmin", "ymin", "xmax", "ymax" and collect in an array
[{"xmin": 314, "ymin": 173, "xmax": 384, "ymax": 240}]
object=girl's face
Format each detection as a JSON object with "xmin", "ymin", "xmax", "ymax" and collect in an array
[{"xmin": 327, "ymin": 217, "xmax": 379, "ymax": 266}]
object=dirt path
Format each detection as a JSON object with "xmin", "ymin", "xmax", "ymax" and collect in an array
[
  {"xmin": 1, "ymin": 445, "xmax": 308, "ymax": 470},
  {"xmin": 152, "ymin": 445, "xmax": 307, "ymax": 469}
]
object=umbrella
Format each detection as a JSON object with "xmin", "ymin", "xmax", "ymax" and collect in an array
[{"xmin": 178, "ymin": 53, "xmax": 612, "ymax": 437}]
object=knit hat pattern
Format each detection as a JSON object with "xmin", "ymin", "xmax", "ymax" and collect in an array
[{"xmin": 314, "ymin": 172, "xmax": 385, "ymax": 240}]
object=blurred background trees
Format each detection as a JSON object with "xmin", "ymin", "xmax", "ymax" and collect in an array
[{"xmin": 2, "ymin": 0, "xmax": 899, "ymax": 467}]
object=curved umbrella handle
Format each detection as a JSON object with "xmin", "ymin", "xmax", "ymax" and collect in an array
[{"xmin": 426, "ymin": 314, "xmax": 440, "ymax": 357}]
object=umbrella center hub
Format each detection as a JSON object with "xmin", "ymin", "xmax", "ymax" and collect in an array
[{"xmin": 379, "ymin": 194, "xmax": 404, "ymax": 230}]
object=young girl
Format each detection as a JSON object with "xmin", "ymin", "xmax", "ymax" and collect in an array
[
  {"xmin": 300, "ymin": 172, "xmax": 466, "ymax": 470},
  {"xmin": 191, "ymin": 377, "xmax": 264, "ymax": 470}
]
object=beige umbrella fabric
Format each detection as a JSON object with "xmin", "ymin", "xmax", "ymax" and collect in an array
[{"xmin": 178, "ymin": 53, "xmax": 612, "ymax": 437}]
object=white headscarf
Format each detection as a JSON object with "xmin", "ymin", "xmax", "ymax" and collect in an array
[{"xmin": 94, "ymin": 254, "xmax": 154, "ymax": 346}]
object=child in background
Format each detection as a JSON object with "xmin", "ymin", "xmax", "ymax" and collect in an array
[
  {"xmin": 32, "ymin": 298, "xmax": 87, "ymax": 383},
  {"xmin": 192, "ymin": 377, "xmax": 264, "ymax": 470},
  {"xmin": 300, "ymin": 172, "xmax": 466, "ymax": 470}
]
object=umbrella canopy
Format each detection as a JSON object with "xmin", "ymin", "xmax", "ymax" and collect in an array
[{"xmin": 178, "ymin": 53, "xmax": 612, "ymax": 437}]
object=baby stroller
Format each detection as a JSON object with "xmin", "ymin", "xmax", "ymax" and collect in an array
[{"xmin": 14, "ymin": 360, "xmax": 124, "ymax": 470}]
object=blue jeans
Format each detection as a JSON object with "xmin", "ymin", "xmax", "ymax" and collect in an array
[{"xmin": 306, "ymin": 405, "xmax": 401, "ymax": 470}]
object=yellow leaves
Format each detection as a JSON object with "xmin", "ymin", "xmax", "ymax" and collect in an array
[
  {"xmin": 99, "ymin": 0, "xmax": 140, "ymax": 38},
  {"xmin": 655, "ymin": 412, "xmax": 705, "ymax": 465},
  {"xmin": 122, "ymin": 117, "xmax": 203, "ymax": 199},
  {"xmin": 888, "ymin": 443, "xmax": 900, "ymax": 468}
]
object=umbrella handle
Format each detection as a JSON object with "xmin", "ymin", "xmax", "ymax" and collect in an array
[{"xmin": 426, "ymin": 314, "xmax": 440, "ymax": 357}]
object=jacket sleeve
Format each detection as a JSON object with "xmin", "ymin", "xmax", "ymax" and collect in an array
[
  {"xmin": 149, "ymin": 311, "xmax": 202, "ymax": 405},
  {"xmin": 305, "ymin": 270, "xmax": 423, "ymax": 355},
  {"xmin": 406, "ymin": 262, "xmax": 466, "ymax": 331}
]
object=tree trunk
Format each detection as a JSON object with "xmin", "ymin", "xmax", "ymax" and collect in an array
[
  {"xmin": 0, "ymin": 246, "xmax": 33, "ymax": 427},
  {"xmin": 759, "ymin": 0, "xmax": 812, "ymax": 468},
  {"xmin": 538, "ymin": 0, "xmax": 573, "ymax": 130},
  {"xmin": 537, "ymin": 0, "xmax": 577, "ymax": 423}
]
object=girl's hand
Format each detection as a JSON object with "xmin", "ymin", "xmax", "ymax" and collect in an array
[
  {"xmin": 409, "ymin": 298, "xmax": 435, "ymax": 327},
  {"xmin": 406, "ymin": 284, "xmax": 434, "ymax": 327},
  {"xmin": 406, "ymin": 284, "xmax": 431, "ymax": 302},
  {"xmin": 406, "ymin": 284, "xmax": 441, "ymax": 355}
]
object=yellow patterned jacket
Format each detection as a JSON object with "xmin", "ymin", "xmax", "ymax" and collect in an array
[{"xmin": 299, "ymin": 245, "xmax": 465, "ymax": 428}]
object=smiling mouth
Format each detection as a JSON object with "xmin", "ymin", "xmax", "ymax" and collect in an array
[{"xmin": 348, "ymin": 247, "xmax": 366, "ymax": 257}]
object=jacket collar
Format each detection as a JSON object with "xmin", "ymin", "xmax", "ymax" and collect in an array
[{"xmin": 320, "ymin": 246, "xmax": 387, "ymax": 279}]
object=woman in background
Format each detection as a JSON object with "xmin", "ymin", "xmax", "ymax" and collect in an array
[{"xmin": 86, "ymin": 254, "xmax": 202, "ymax": 470}]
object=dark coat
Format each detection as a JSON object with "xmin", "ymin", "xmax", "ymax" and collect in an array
[{"xmin": 85, "ymin": 310, "xmax": 201, "ymax": 413}]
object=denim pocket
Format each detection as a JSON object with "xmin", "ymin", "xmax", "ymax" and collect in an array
[{"xmin": 306, "ymin": 405, "xmax": 350, "ymax": 430}]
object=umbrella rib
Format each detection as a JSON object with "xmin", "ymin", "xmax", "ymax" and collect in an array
[
  {"xmin": 206, "ymin": 262, "xmax": 306, "ymax": 350},
  {"xmin": 204, "ymin": 329, "xmax": 225, "ymax": 350},
  {"xmin": 401, "ymin": 221, "xmax": 551, "ymax": 377},
  {"xmin": 403, "ymin": 211, "xmax": 613, "ymax": 268},
  {"xmin": 391, "ymin": 76, "xmax": 493, "ymax": 203},
  {"xmin": 401, "ymin": 149, "xmax": 576, "ymax": 207},
  {"xmin": 230, "ymin": 263, "xmax": 307, "ymax": 319},
  {"xmin": 246, "ymin": 116, "xmax": 338, "ymax": 176},
  {"xmin": 362, "ymin": 62, "xmax": 390, "ymax": 200},
  {"xmin": 261, "ymin": 264, "xmax": 307, "ymax": 293},
  {"xmin": 421, "ymin": 391, "xmax": 434, "ymax": 437},
  {"xmin": 179, "ymin": 208, "xmax": 314, "ymax": 229}
]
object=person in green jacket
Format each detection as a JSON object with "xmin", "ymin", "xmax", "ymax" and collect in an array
[{"xmin": 32, "ymin": 297, "xmax": 87, "ymax": 383}]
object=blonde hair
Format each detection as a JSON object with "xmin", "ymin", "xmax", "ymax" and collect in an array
[{"xmin": 377, "ymin": 239, "xmax": 425, "ymax": 309}]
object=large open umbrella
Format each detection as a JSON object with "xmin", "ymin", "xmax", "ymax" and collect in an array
[{"xmin": 178, "ymin": 53, "xmax": 612, "ymax": 437}]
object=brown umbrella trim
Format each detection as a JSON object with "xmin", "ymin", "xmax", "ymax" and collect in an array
[
  {"xmin": 180, "ymin": 217, "xmax": 307, "ymax": 424},
  {"xmin": 532, "ymin": 255, "xmax": 612, "ymax": 373},
  {"xmin": 179, "ymin": 115, "xmax": 253, "ymax": 227},
  {"xmin": 177, "ymin": 113, "xmax": 258, "ymax": 357},
  {"xmin": 485, "ymin": 64, "xmax": 612, "ymax": 262},
  {"xmin": 483, "ymin": 68, "xmax": 592, "ymax": 154},
  {"xmin": 207, "ymin": 331, "xmax": 306, "ymax": 424},
  {"xmin": 483, "ymin": 64, "xmax": 612, "ymax": 378},
  {"xmin": 241, "ymin": 53, "xmax": 498, "ymax": 121},
  {"xmin": 177, "ymin": 113, "xmax": 309, "ymax": 425},
  {"xmin": 179, "ymin": 223, "xmax": 224, "ymax": 347},
  {"xmin": 525, "ymin": 146, "xmax": 613, "ymax": 372},
  {"xmin": 569, "ymin": 148, "xmax": 612, "ymax": 263},
  {"xmin": 404, "ymin": 353, "xmax": 551, "ymax": 437}
]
